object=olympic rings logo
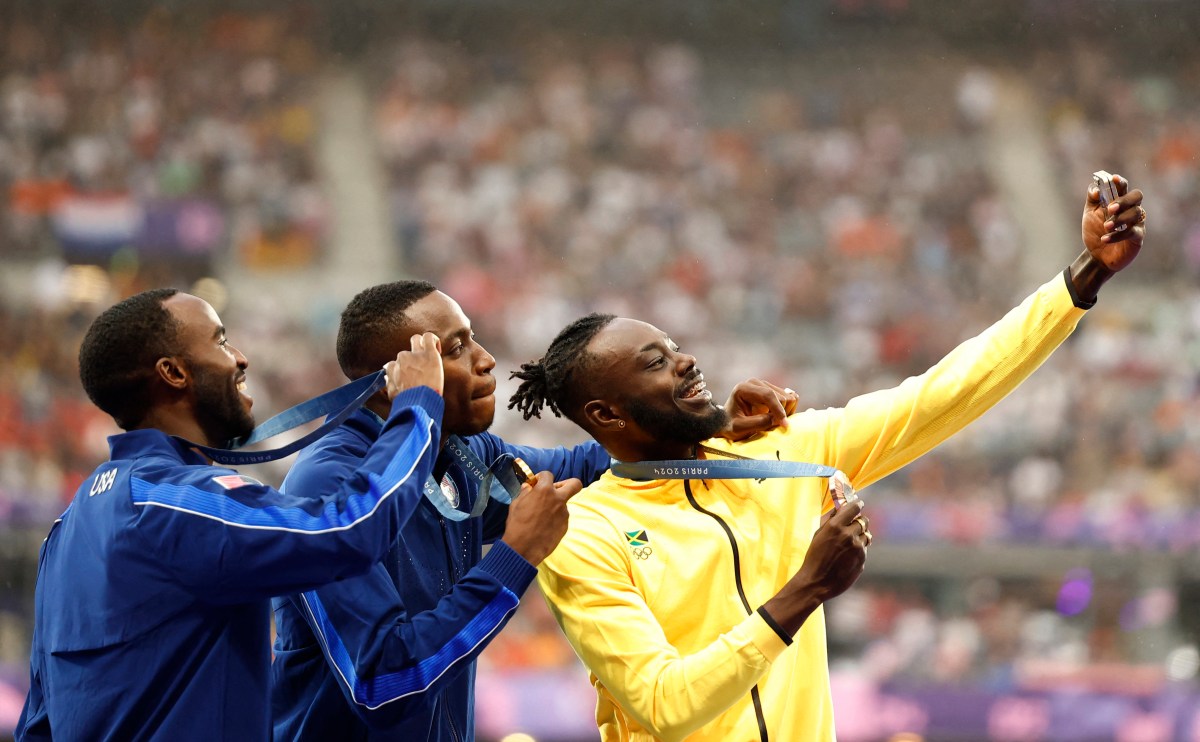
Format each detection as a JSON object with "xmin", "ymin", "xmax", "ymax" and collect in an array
[{"xmin": 631, "ymin": 546, "xmax": 654, "ymax": 560}]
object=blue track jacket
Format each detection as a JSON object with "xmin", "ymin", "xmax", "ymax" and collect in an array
[
  {"xmin": 15, "ymin": 386, "xmax": 444, "ymax": 742},
  {"xmin": 270, "ymin": 408, "xmax": 610, "ymax": 741}
]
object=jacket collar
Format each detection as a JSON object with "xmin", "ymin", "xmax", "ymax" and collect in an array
[
  {"xmin": 339, "ymin": 407, "xmax": 458, "ymax": 480},
  {"xmin": 108, "ymin": 428, "xmax": 212, "ymax": 465}
]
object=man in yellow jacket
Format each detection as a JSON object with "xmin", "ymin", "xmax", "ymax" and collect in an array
[{"xmin": 506, "ymin": 177, "xmax": 1147, "ymax": 742}]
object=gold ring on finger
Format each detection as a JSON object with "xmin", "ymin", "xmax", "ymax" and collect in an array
[{"xmin": 853, "ymin": 515, "xmax": 868, "ymax": 536}]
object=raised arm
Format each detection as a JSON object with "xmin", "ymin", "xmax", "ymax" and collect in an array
[
  {"xmin": 134, "ymin": 334, "xmax": 447, "ymax": 603},
  {"xmin": 794, "ymin": 176, "xmax": 1146, "ymax": 491}
]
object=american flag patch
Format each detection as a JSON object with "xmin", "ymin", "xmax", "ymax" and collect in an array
[{"xmin": 212, "ymin": 474, "xmax": 262, "ymax": 490}]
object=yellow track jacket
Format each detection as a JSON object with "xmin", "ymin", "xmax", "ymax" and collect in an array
[{"xmin": 537, "ymin": 273, "xmax": 1090, "ymax": 742}]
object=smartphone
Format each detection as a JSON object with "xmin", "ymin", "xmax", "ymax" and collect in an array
[{"xmin": 1092, "ymin": 170, "xmax": 1119, "ymax": 208}]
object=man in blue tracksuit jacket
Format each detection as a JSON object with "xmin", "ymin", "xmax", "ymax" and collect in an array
[
  {"xmin": 16, "ymin": 288, "xmax": 447, "ymax": 741},
  {"xmin": 270, "ymin": 281, "xmax": 796, "ymax": 741}
]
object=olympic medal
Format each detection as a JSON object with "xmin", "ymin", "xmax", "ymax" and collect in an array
[{"xmin": 512, "ymin": 457, "xmax": 538, "ymax": 487}]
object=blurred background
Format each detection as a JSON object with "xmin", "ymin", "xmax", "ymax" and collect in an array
[{"xmin": 2, "ymin": 0, "xmax": 1200, "ymax": 739}]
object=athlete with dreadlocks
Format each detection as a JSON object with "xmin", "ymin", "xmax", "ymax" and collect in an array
[
  {"xmin": 509, "ymin": 177, "xmax": 1147, "ymax": 741},
  {"xmin": 269, "ymin": 280, "xmax": 801, "ymax": 741}
]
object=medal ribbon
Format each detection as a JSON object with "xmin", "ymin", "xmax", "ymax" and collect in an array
[
  {"xmin": 183, "ymin": 370, "xmax": 387, "ymax": 465},
  {"xmin": 421, "ymin": 436, "xmax": 525, "ymax": 522},
  {"xmin": 611, "ymin": 458, "xmax": 857, "ymax": 508}
]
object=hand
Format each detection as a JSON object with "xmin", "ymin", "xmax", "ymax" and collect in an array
[
  {"xmin": 761, "ymin": 500, "xmax": 869, "ymax": 636},
  {"xmin": 716, "ymin": 378, "xmax": 799, "ymax": 442},
  {"xmin": 384, "ymin": 332, "xmax": 444, "ymax": 399},
  {"xmin": 801, "ymin": 500, "xmax": 870, "ymax": 595},
  {"xmin": 500, "ymin": 472, "xmax": 583, "ymax": 566},
  {"xmin": 1082, "ymin": 173, "xmax": 1145, "ymax": 273}
]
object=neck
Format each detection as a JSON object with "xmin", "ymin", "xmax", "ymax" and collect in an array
[
  {"xmin": 136, "ymin": 407, "xmax": 217, "ymax": 457},
  {"xmin": 606, "ymin": 439, "xmax": 699, "ymax": 463},
  {"xmin": 364, "ymin": 393, "xmax": 392, "ymax": 422},
  {"xmin": 367, "ymin": 393, "xmax": 451, "ymax": 453}
]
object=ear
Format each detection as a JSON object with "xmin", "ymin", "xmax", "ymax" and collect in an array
[
  {"xmin": 583, "ymin": 399, "xmax": 626, "ymax": 433},
  {"xmin": 155, "ymin": 356, "xmax": 190, "ymax": 391}
]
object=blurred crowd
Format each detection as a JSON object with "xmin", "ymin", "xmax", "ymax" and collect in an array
[
  {"xmin": 365, "ymin": 34, "xmax": 1200, "ymax": 556},
  {"xmin": 4, "ymin": 6, "xmax": 1200, "ymax": 738},
  {"xmin": 0, "ymin": 9, "xmax": 327, "ymax": 270}
]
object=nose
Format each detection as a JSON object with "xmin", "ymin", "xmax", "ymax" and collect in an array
[
  {"xmin": 475, "ymin": 344, "xmax": 496, "ymax": 374},
  {"xmin": 230, "ymin": 344, "xmax": 249, "ymax": 370},
  {"xmin": 674, "ymin": 351, "xmax": 697, "ymax": 376}
]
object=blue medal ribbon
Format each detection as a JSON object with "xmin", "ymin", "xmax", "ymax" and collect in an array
[
  {"xmin": 611, "ymin": 457, "xmax": 858, "ymax": 509},
  {"xmin": 183, "ymin": 370, "xmax": 387, "ymax": 465},
  {"xmin": 421, "ymin": 436, "xmax": 525, "ymax": 522},
  {"xmin": 611, "ymin": 458, "xmax": 838, "ymax": 481}
]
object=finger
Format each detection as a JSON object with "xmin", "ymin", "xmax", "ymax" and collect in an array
[
  {"xmin": 410, "ymin": 333, "xmax": 425, "ymax": 351},
  {"xmin": 553, "ymin": 478, "xmax": 584, "ymax": 498},
  {"xmin": 1100, "ymin": 223, "xmax": 1144, "ymax": 245},
  {"xmin": 757, "ymin": 380, "xmax": 791, "ymax": 397},
  {"xmin": 423, "ymin": 331, "xmax": 442, "ymax": 354},
  {"xmin": 1104, "ymin": 204, "xmax": 1144, "ymax": 233},
  {"xmin": 1115, "ymin": 187, "xmax": 1143, "ymax": 209},
  {"xmin": 828, "ymin": 499, "xmax": 864, "ymax": 525},
  {"xmin": 852, "ymin": 515, "xmax": 870, "ymax": 536},
  {"xmin": 1112, "ymin": 173, "xmax": 1129, "ymax": 197},
  {"xmin": 1105, "ymin": 191, "xmax": 1142, "ymax": 224},
  {"xmin": 1085, "ymin": 185, "xmax": 1102, "ymax": 209},
  {"xmin": 757, "ymin": 389, "xmax": 789, "ymax": 426},
  {"xmin": 1108, "ymin": 188, "xmax": 1143, "ymax": 217},
  {"xmin": 384, "ymin": 365, "xmax": 403, "ymax": 397},
  {"xmin": 782, "ymin": 387, "xmax": 799, "ymax": 415},
  {"xmin": 731, "ymin": 413, "xmax": 774, "ymax": 433}
]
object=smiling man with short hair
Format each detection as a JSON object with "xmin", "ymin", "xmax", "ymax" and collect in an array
[{"xmin": 16, "ymin": 288, "xmax": 445, "ymax": 741}]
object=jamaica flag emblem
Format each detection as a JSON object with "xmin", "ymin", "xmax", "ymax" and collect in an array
[{"xmin": 624, "ymin": 530, "xmax": 649, "ymax": 547}]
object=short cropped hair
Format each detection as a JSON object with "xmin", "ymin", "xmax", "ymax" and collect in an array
[
  {"xmin": 79, "ymin": 288, "xmax": 181, "ymax": 429},
  {"xmin": 336, "ymin": 280, "xmax": 438, "ymax": 380}
]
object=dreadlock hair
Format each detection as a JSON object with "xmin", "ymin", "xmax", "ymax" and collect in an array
[
  {"xmin": 337, "ymin": 280, "xmax": 437, "ymax": 380},
  {"xmin": 78, "ymin": 288, "xmax": 181, "ymax": 430},
  {"xmin": 508, "ymin": 312, "xmax": 615, "ymax": 424}
]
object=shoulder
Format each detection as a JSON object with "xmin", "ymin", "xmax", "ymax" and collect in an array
[
  {"xmin": 463, "ymin": 431, "xmax": 506, "ymax": 460},
  {"xmin": 541, "ymin": 495, "xmax": 628, "ymax": 576},
  {"xmin": 283, "ymin": 430, "xmax": 368, "ymax": 493}
]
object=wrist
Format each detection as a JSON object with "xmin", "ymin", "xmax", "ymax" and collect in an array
[
  {"xmin": 761, "ymin": 583, "xmax": 825, "ymax": 637},
  {"xmin": 1068, "ymin": 252, "xmax": 1116, "ymax": 305},
  {"xmin": 499, "ymin": 535, "xmax": 536, "ymax": 564},
  {"xmin": 479, "ymin": 541, "xmax": 538, "ymax": 590}
]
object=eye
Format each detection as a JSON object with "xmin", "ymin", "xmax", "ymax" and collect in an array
[
  {"xmin": 218, "ymin": 337, "xmax": 229, "ymax": 348},
  {"xmin": 647, "ymin": 356, "xmax": 667, "ymax": 370},
  {"xmin": 444, "ymin": 342, "xmax": 465, "ymax": 358}
]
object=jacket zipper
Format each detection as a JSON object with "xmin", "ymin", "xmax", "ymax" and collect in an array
[
  {"xmin": 444, "ymin": 700, "xmax": 462, "ymax": 742},
  {"xmin": 684, "ymin": 479, "xmax": 770, "ymax": 742}
]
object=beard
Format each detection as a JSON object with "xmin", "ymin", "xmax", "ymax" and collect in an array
[
  {"xmin": 192, "ymin": 363, "xmax": 255, "ymax": 445},
  {"xmin": 626, "ymin": 398, "xmax": 728, "ymax": 446}
]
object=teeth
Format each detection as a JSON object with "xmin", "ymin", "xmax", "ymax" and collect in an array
[{"xmin": 236, "ymin": 381, "xmax": 247, "ymax": 392}]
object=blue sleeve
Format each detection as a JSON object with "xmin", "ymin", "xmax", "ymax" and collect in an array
[
  {"xmin": 471, "ymin": 436, "xmax": 611, "ymax": 543},
  {"xmin": 130, "ymin": 387, "xmax": 444, "ymax": 604},
  {"xmin": 294, "ymin": 541, "xmax": 535, "ymax": 728},
  {"xmin": 496, "ymin": 438, "xmax": 611, "ymax": 486}
]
